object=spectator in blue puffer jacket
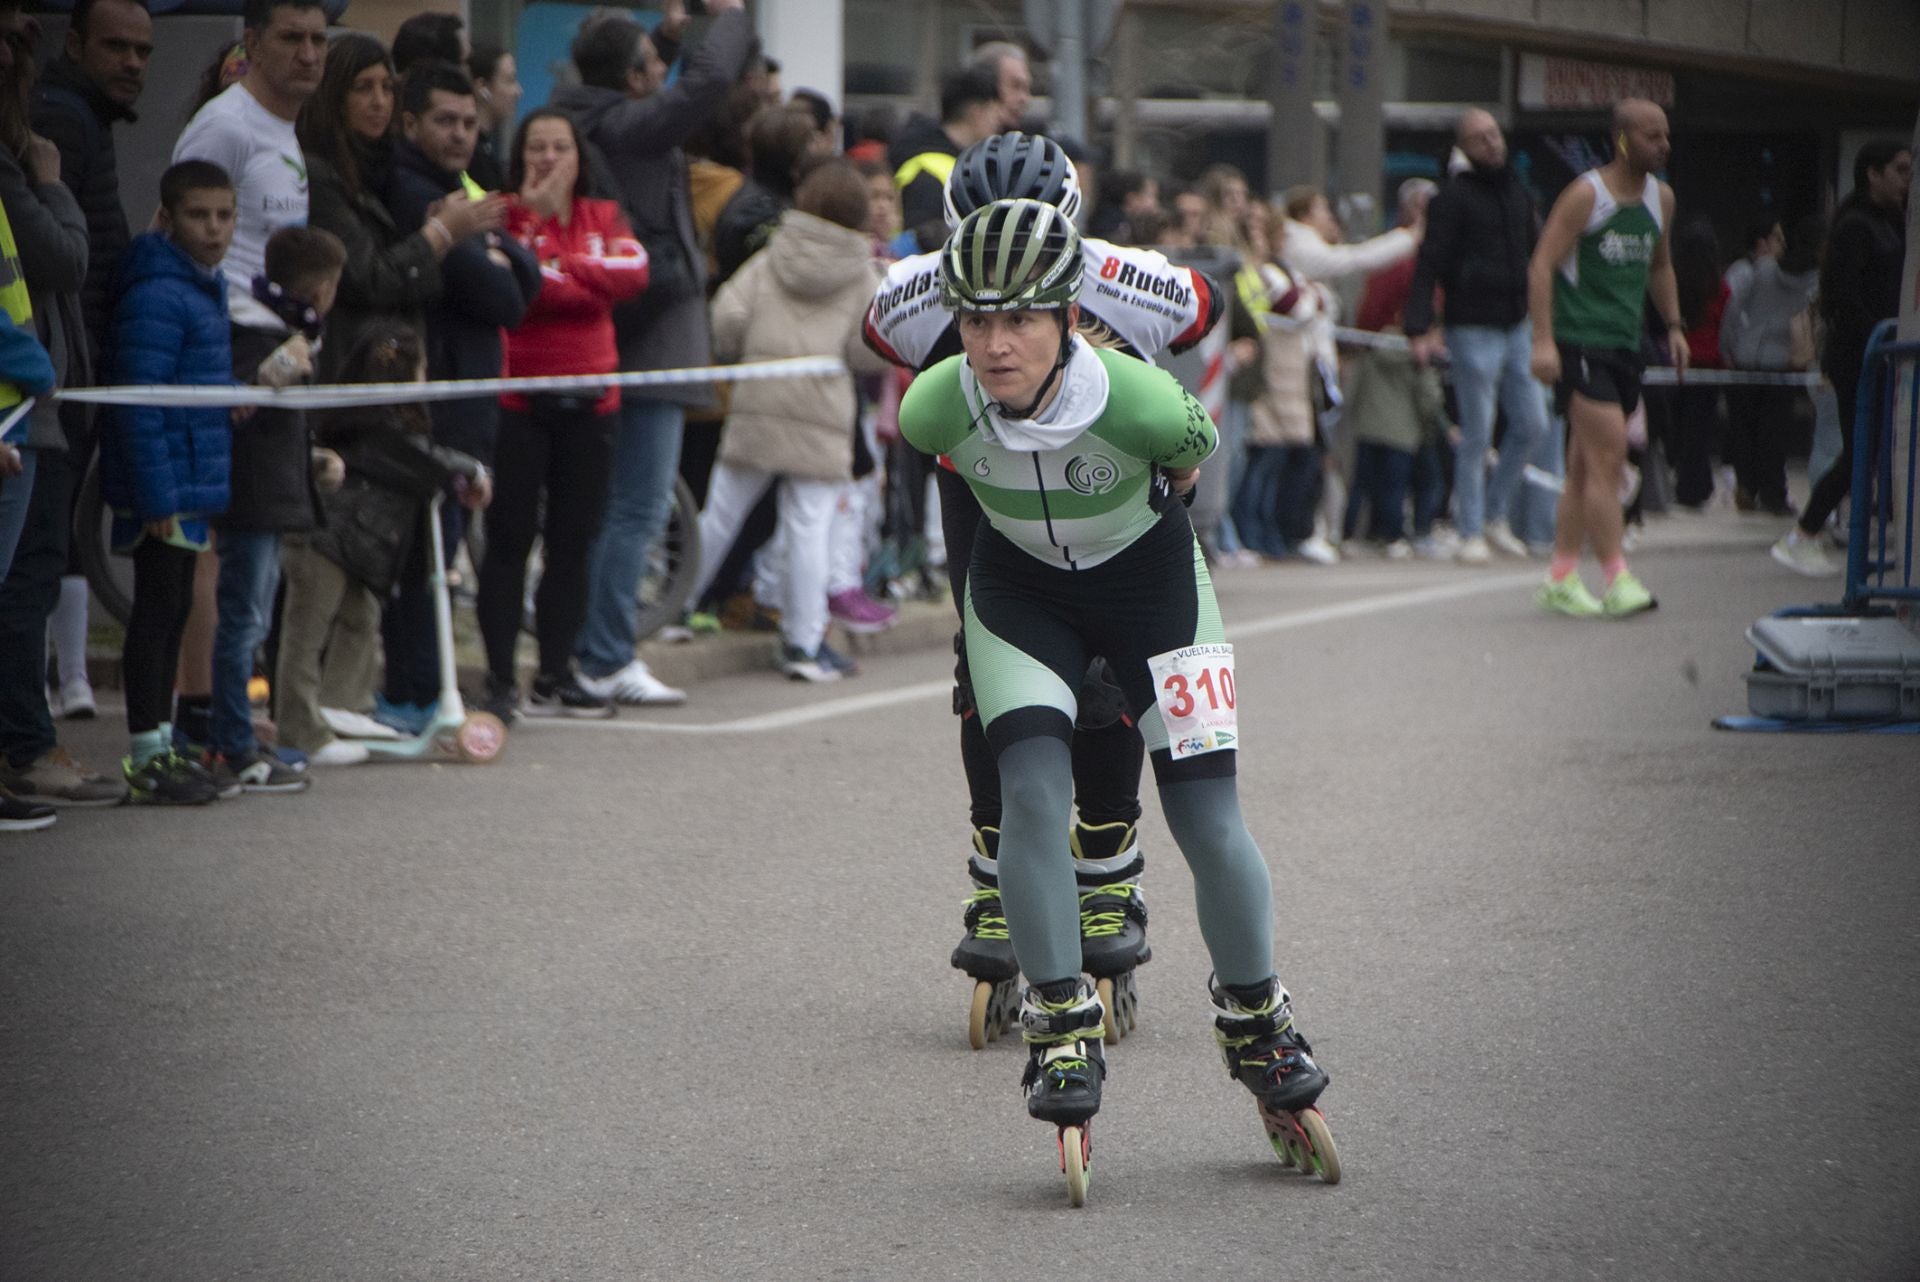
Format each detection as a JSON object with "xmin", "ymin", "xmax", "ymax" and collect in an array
[{"xmin": 98, "ymin": 159, "xmax": 237, "ymax": 805}]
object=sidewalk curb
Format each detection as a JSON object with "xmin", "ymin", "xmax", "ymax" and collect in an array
[{"xmin": 75, "ymin": 515, "xmax": 1802, "ymax": 694}]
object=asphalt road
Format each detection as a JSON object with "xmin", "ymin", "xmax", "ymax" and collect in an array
[{"xmin": 4, "ymin": 539, "xmax": 1916, "ymax": 1281}]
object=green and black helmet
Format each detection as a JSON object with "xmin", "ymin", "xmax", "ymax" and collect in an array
[{"xmin": 937, "ymin": 198, "xmax": 1083, "ymax": 314}]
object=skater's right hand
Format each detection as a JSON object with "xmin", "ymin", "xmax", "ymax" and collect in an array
[{"xmin": 1530, "ymin": 338, "xmax": 1560, "ymax": 386}]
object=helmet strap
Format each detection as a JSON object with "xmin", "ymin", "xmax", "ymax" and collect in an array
[{"xmin": 997, "ymin": 310, "xmax": 1076, "ymax": 421}]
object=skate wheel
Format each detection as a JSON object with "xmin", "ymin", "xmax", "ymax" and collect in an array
[
  {"xmin": 1260, "ymin": 1106, "xmax": 1297, "ymax": 1167},
  {"xmin": 1059, "ymin": 1124, "xmax": 1090, "ymax": 1207},
  {"xmin": 454, "ymin": 712, "xmax": 507, "ymax": 763},
  {"xmin": 1095, "ymin": 976, "xmax": 1121, "ymax": 1044},
  {"xmin": 967, "ymin": 980, "xmax": 994, "ymax": 1051},
  {"xmin": 1297, "ymin": 1108, "xmax": 1341, "ymax": 1185}
]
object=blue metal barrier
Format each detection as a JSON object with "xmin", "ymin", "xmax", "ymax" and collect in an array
[{"xmin": 1844, "ymin": 320, "xmax": 1920, "ymax": 610}]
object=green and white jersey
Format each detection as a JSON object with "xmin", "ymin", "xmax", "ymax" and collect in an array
[
  {"xmin": 1552, "ymin": 170, "xmax": 1664, "ymax": 351},
  {"xmin": 900, "ymin": 341, "xmax": 1217, "ymax": 570}
]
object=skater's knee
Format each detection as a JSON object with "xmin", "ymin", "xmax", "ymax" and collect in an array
[{"xmin": 996, "ymin": 735, "xmax": 1073, "ymax": 824}]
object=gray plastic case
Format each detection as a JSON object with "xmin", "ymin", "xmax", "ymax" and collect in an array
[{"xmin": 1744, "ymin": 615, "xmax": 1920, "ymax": 721}]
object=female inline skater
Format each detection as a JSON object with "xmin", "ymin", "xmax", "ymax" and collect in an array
[{"xmin": 898, "ymin": 198, "xmax": 1338, "ymax": 1201}]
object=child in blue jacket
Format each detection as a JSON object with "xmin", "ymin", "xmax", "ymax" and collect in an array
[{"xmin": 99, "ymin": 160, "xmax": 239, "ymax": 805}]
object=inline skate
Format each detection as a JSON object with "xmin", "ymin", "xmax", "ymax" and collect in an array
[
  {"xmin": 1073, "ymin": 822, "xmax": 1150, "ymax": 1043},
  {"xmin": 1020, "ymin": 977, "xmax": 1106, "ymax": 1206},
  {"xmin": 1211, "ymin": 976, "xmax": 1341, "ymax": 1184},
  {"xmin": 951, "ymin": 827, "xmax": 1020, "ymax": 1049}
]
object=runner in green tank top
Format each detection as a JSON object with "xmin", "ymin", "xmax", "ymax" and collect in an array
[{"xmin": 1528, "ymin": 98, "xmax": 1687, "ymax": 619}]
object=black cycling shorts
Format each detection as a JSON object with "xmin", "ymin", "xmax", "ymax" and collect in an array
[
  {"xmin": 963, "ymin": 503, "xmax": 1234, "ymax": 786},
  {"xmin": 1554, "ymin": 342, "xmax": 1645, "ymax": 418}
]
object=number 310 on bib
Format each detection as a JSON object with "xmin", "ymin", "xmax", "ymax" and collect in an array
[{"xmin": 1147, "ymin": 643, "xmax": 1237, "ymax": 759}]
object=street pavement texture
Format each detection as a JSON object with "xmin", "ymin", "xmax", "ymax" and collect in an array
[{"xmin": 4, "ymin": 532, "xmax": 1916, "ymax": 1281}]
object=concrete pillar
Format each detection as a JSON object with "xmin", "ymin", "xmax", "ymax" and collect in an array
[
  {"xmin": 1333, "ymin": 0, "xmax": 1385, "ymax": 235},
  {"xmin": 759, "ymin": 0, "xmax": 845, "ymax": 111},
  {"xmin": 1111, "ymin": 4, "xmax": 1140, "ymax": 170},
  {"xmin": 1266, "ymin": 0, "xmax": 1317, "ymax": 198}
]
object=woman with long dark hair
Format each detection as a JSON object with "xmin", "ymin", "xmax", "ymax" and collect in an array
[
  {"xmin": 474, "ymin": 108, "xmax": 649, "ymax": 720},
  {"xmin": 1773, "ymin": 140, "xmax": 1912, "ymax": 575},
  {"xmin": 296, "ymin": 33, "xmax": 501, "ymax": 373}
]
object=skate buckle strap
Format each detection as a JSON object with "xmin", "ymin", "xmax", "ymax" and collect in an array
[
  {"xmin": 1212, "ymin": 997, "xmax": 1294, "ymax": 1050},
  {"xmin": 1022, "ymin": 1042, "xmax": 1101, "ymax": 1094},
  {"xmin": 1021, "ymin": 996, "xmax": 1106, "ymax": 1046}
]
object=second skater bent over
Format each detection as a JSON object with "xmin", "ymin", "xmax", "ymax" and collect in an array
[{"xmin": 897, "ymin": 199, "xmax": 1338, "ymax": 1198}]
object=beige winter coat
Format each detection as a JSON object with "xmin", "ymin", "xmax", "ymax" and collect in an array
[{"xmin": 709, "ymin": 210, "xmax": 888, "ymax": 482}]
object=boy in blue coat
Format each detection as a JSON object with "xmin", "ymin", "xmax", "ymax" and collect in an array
[{"xmin": 99, "ymin": 160, "xmax": 237, "ymax": 805}]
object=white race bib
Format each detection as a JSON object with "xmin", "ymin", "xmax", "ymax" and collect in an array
[{"xmin": 1147, "ymin": 643, "xmax": 1238, "ymax": 758}]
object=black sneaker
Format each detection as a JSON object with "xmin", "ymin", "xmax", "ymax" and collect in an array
[
  {"xmin": 523, "ymin": 672, "xmax": 616, "ymax": 719},
  {"xmin": 209, "ymin": 747, "xmax": 310, "ymax": 793},
  {"xmin": 124, "ymin": 752, "xmax": 221, "ymax": 806},
  {"xmin": 1, "ymin": 786, "xmax": 57, "ymax": 830},
  {"xmin": 479, "ymin": 676, "xmax": 521, "ymax": 727}
]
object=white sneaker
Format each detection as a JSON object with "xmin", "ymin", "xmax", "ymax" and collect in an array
[
  {"xmin": 1770, "ymin": 531, "xmax": 1838, "ymax": 577},
  {"xmin": 780, "ymin": 644, "xmax": 843, "ymax": 683},
  {"xmin": 321, "ymin": 707, "xmax": 403, "ymax": 740},
  {"xmin": 1295, "ymin": 536, "xmax": 1339, "ymax": 565},
  {"xmin": 1412, "ymin": 535, "xmax": 1451, "ymax": 560},
  {"xmin": 57, "ymin": 676, "xmax": 95, "ymax": 719},
  {"xmin": 1384, "ymin": 539, "xmax": 1412, "ymax": 560},
  {"xmin": 578, "ymin": 658, "xmax": 687, "ymax": 706},
  {"xmin": 1484, "ymin": 520, "xmax": 1529, "ymax": 558},
  {"xmin": 309, "ymin": 738, "xmax": 370, "ymax": 766},
  {"xmin": 1456, "ymin": 535, "xmax": 1493, "ymax": 565}
]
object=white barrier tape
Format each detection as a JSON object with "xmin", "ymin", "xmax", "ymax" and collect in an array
[
  {"xmin": 53, "ymin": 356, "xmax": 848, "ymax": 411},
  {"xmin": 1332, "ymin": 326, "xmax": 1821, "ymax": 388},
  {"xmin": 0, "ymin": 398, "xmax": 33, "ymax": 441}
]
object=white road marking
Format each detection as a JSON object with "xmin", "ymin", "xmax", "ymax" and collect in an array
[{"xmin": 572, "ymin": 572, "xmax": 1540, "ymax": 735}]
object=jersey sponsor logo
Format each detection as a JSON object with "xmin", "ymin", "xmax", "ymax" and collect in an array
[
  {"xmin": 872, "ymin": 266, "xmax": 939, "ymax": 320},
  {"xmin": 1597, "ymin": 229, "xmax": 1655, "ymax": 266},
  {"xmin": 973, "ymin": 457, "xmax": 991, "ymax": 478},
  {"xmin": 1064, "ymin": 452, "xmax": 1121, "ymax": 496},
  {"xmin": 1096, "ymin": 255, "xmax": 1193, "ymax": 308}
]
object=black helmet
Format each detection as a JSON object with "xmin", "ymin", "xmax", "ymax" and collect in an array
[
  {"xmin": 944, "ymin": 132, "xmax": 1083, "ymax": 228},
  {"xmin": 938, "ymin": 198, "xmax": 1083, "ymax": 314}
]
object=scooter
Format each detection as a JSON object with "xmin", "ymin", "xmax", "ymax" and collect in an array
[{"xmin": 352, "ymin": 494, "xmax": 506, "ymax": 764}]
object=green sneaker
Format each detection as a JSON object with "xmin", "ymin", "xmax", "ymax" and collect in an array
[
  {"xmin": 124, "ymin": 751, "xmax": 221, "ymax": 806},
  {"xmin": 1535, "ymin": 573, "xmax": 1603, "ymax": 617},
  {"xmin": 1602, "ymin": 570, "xmax": 1657, "ymax": 617}
]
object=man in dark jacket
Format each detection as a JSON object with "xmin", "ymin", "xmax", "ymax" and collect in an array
[
  {"xmin": 381, "ymin": 59, "xmax": 539, "ymax": 718},
  {"xmin": 1405, "ymin": 108, "xmax": 1551, "ymax": 564},
  {"xmin": 887, "ymin": 65, "xmax": 1001, "ymax": 256},
  {"xmin": 30, "ymin": 0, "xmax": 152, "ymax": 725},
  {"xmin": 550, "ymin": 0, "xmax": 753, "ymax": 706}
]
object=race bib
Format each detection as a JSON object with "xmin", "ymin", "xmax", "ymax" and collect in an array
[{"xmin": 1147, "ymin": 643, "xmax": 1237, "ymax": 758}]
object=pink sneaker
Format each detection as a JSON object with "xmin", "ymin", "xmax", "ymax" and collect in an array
[{"xmin": 828, "ymin": 588, "xmax": 898, "ymax": 634}]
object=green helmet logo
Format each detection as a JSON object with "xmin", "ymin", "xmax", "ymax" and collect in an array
[{"xmin": 937, "ymin": 198, "xmax": 1082, "ymax": 314}]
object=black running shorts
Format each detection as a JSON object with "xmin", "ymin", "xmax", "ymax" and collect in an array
[{"xmin": 1554, "ymin": 342, "xmax": 1645, "ymax": 418}]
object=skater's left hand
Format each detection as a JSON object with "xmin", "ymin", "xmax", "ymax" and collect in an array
[{"xmin": 310, "ymin": 447, "xmax": 345, "ymax": 492}]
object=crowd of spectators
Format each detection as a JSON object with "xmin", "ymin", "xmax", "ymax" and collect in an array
[{"xmin": 0, "ymin": 0, "xmax": 1906, "ymax": 831}]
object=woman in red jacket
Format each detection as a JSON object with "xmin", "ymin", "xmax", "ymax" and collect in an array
[{"xmin": 476, "ymin": 108, "xmax": 649, "ymax": 720}]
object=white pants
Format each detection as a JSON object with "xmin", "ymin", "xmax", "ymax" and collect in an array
[{"xmin": 694, "ymin": 462, "xmax": 839, "ymax": 654}]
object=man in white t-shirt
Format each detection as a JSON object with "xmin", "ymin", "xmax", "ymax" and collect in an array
[{"xmin": 169, "ymin": 0, "xmax": 326, "ymax": 792}]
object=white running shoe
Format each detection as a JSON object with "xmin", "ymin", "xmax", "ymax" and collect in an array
[
  {"xmin": 57, "ymin": 675, "xmax": 96, "ymax": 719},
  {"xmin": 577, "ymin": 658, "xmax": 687, "ymax": 706},
  {"xmin": 309, "ymin": 738, "xmax": 371, "ymax": 766},
  {"xmin": 1456, "ymin": 535, "xmax": 1493, "ymax": 565},
  {"xmin": 1484, "ymin": 520, "xmax": 1530, "ymax": 558},
  {"xmin": 780, "ymin": 644, "xmax": 843, "ymax": 683},
  {"xmin": 1770, "ymin": 531, "xmax": 1838, "ymax": 577},
  {"xmin": 1384, "ymin": 539, "xmax": 1413, "ymax": 560},
  {"xmin": 1295, "ymin": 536, "xmax": 1339, "ymax": 565},
  {"xmin": 321, "ymin": 707, "xmax": 403, "ymax": 740}
]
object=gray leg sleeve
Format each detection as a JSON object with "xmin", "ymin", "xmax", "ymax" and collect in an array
[
  {"xmin": 996, "ymin": 737, "xmax": 1083, "ymax": 985},
  {"xmin": 1158, "ymin": 774, "xmax": 1274, "ymax": 987}
]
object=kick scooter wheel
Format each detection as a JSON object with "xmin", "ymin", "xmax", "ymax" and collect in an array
[{"xmin": 454, "ymin": 712, "xmax": 507, "ymax": 763}]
